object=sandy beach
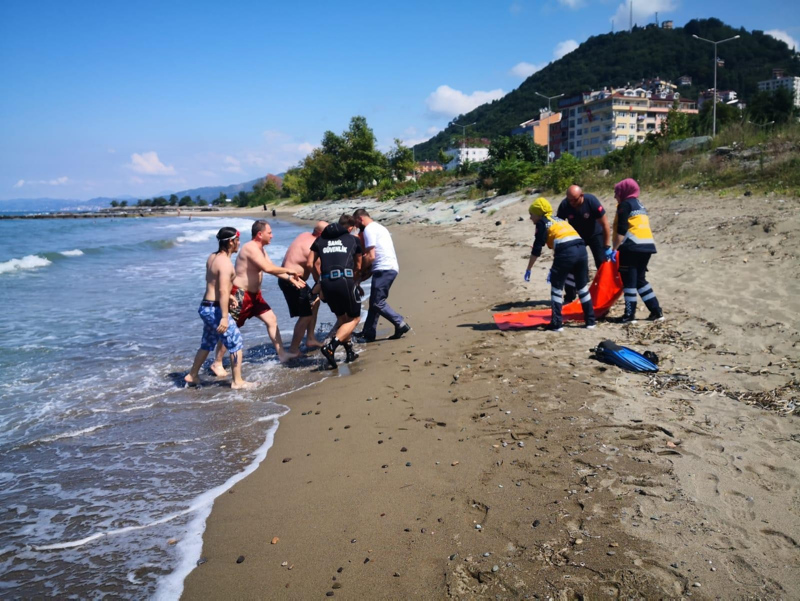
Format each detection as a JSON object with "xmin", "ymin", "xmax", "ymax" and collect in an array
[{"xmin": 182, "ymin": 190, "xmax": 800, "ymax": 599}]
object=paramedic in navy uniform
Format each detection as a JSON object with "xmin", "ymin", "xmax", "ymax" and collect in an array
[
  {"xmin": 556, "ymin": 185, "xmax": 613, "ymax": 303},
  {"xmin": 310, "ymin": 214, "xmax": 363, "ymax": 368}
]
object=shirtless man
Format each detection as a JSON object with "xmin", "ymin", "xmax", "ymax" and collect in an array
[
  {"xmin": 214, "ymin": 220, "xmax": 304, "ymax": 364},
  {"xmin": 279, "ymin": 220, "xmax": 328, "ymax": 354},
  {"xmin": 185, "ymin": 227, "xmax": 254, "ymax": 389}
]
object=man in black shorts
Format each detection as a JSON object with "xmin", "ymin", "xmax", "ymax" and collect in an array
[
  {"xmin": 279, "ymin": 221, "xmax": 328, "ymax": 354},
  {"xmin": 310, "ymin": 214, "xmax": 363, "ymax": 368},
  {"xmin": 556, "ymin": 185, "xmax": 613, "ymax": 303}
]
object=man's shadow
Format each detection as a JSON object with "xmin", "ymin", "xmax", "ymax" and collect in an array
[{"xmin": 491, "ymin": 298, "xmax": 550, "ymax": 311}]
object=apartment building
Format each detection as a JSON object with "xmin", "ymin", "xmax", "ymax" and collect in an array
[{"xmin": 758, "ymin": 74, "xmax": 800, "ymax": 108}]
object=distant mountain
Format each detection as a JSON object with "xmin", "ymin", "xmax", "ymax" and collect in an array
[
  {"xmin": 162, "ymin": 177, "xmax": 266, "ymax": 201},
  {"xmin": 414, "ymin": 18, "xmax": 799, "ymax": 159}
]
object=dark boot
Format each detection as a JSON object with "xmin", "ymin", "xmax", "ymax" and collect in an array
[{"xmin": 344, "ymin": 341, "xmax": 358, "ymax": 363}]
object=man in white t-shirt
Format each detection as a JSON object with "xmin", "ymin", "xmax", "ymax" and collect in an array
[{"xmin": 352, "ymin": 208, "xmax": 410, "ymax": 342}]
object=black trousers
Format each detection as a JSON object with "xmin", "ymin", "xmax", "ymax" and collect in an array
[
  {"xmin": 618, "ymin": 250, "xmax": 660, "ymax": 316},
  {"xmin": 565, "ymin": 234, "xmax": 605, "ymax": 302},
  {"xmin": 549, "ymin": 244, "xmax": 595, "ymax": 328}
]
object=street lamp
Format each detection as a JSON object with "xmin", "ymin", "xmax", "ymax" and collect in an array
[
  {"xmin": 452, "ymin": 121, "xmax": 476, "ymax": 148},
  {"xmin": 535, "ymin": 92, "xmax": 564, "ymax": 162},
  {"xmin": 692, "ymin": 33, "xmax": 740, "ymax": 137}
]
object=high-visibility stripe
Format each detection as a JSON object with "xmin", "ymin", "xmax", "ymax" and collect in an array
[
  {"xmin": 624, "ymin": 288, "xmax": 637, "ymax": 294},
  {"xmin": 640, "ymin": 291, "xmax": 657, "ymax": 301},
  {"xmin": 553, "ymin": 235, "xmax": 581, "ymax": 246},
  {"xmin": 638, "ymin": 285, "xmax": 652, "ymax": 295},
  {"xmin": 578, "ymin": 285, "xmax": 590, "ymax": 294}
]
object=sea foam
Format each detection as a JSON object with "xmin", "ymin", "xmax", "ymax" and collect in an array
[
  {"xmin": 60, "ymin": 249, "xmax": 84, "ymax": 257},
  {"xmin": 0, "ymin": 255, "xmax": 51, "ymax": 274}
]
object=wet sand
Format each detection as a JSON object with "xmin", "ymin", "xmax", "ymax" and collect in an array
[{"xmin": 183, "ymin": 191, "xmax": 800, "ymax": 599}]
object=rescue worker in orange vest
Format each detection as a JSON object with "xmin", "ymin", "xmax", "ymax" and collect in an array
[
  {"xmin": 612, "ymin": 178, "xmax": 664, "ymax": 323},
  {"xmin": 524, "ymin": 197, "xmax": 596, "ymax": 332}
]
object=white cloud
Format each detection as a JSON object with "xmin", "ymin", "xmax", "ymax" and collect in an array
[
  {"xmin": 558, "ymin": 0, "xmax": 584, "ymax": 8},
  {"xmin": 296, "ymin": 142, "xmax": 315, "ymax": 154},
  {"xmin": 13, "ymin": 176, "xmax": 69, "ymax": 187},
  {"xmin": 510, "ymin": 61, "xmax": 545, "ymax": 78},
  {"xmin": 766, "ymin": 29, "xmax": 799, "ymax": 51},
  {"xmin": 611, "ymin": 0, "xmax": 675, "ymax": 30},
  {"xmin": 127, "ymin": 151, "xmax": 176, "ymax": 175},
  {"xmin": 223, "ymin": 156, "xmax": 244, "ymax": 174},
  {"xmin": 553, "ymin": 39, "xmax": 579, "ymax": 60},
  {"xmin": 426, "ymin": 85, "xmax": 506, "ymax": 117},
  {"xmin": 426, "ymin": 126, "xmax": 440, "ymax": 135}
]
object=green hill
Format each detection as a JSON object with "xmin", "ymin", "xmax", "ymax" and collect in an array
[{"xmin": 414, "ymin": 18, "xmax": 799, "ymax": 160}]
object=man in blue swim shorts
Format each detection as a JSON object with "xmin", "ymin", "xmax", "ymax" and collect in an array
[{"xmin": 185, "ymin": 227, "xmax": 256, "ymax": 390}]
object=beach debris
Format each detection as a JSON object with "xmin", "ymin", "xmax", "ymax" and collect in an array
[
  {"xmin": 393, "ymin": 572, "xmax": 400, "ymax": 577},
  {"xmin": 451, "ymin": 461, "xmax": 459, "ymax": 466},
  {"xmin": 351, "ymin": 539, "xmax": 357, "ymax": 543},
  {"xmin": 483, "ymin": 552, "xmax": 491, "ymax": 557},
  {"xmin": 336, "ymin": 414, "xmax": 341, "ymax": 418},
  {"xmin": 475, "ymin": 524, "xmax": 482, "ymax": 530},
  {"xmin": 406, "ymin": 462, "xmax": 412, "ymax": 466},
  {"xmin": 196, "ymin": 557, "xmax": 207, "ymax": 566},
  {"xmin": 381, "ymin": 464, "xmax": 388, "ymax": 468},
  {"xmin": 400, "ymin": 446, "xmax": 408, "ymax": 452},
  {"xmin": 449, "ymin": 553, "xmax": 458, "ymax": 561},
  {"xmin": 167, "ymin": 538, "xmax": 177, "ymax": 545},
  {"xmin": 364, "ymin": 557, "xmax": 370, "ymax": 564},
  {"xmin": 693, "ymin": 582, "xmax": 702, "ymax": 588},
  {"xmin": 332, "ymin": 583, "xmax": 342, "ymax": 589},
  {"xmin": 326, "ymin": 592, "xmax": 335, "ymax": 597},
  {"xmin": 344, "ymin": 425, "xmax": 351, "ymax": 429},
  {"xmin": 532, "ymin": 520, "xmax": 541, "ymax": 528},
  {"xmin": 492, "ymin": 565, "xmax": 499, "ymax": 572},
  {"xmin": 271, "ymin": 537, "xmax": 280, "ymax": 545},
  {"xmin": 282, "ymin": 457, "xmax": 291, "ymax": 463},
  {"xmin": 236, "ymin": 556, "xmax": 245, "ymax": 564},
  {"xmin": 609, "ymin": 542, "xmax": 619, "ymax": 547},
  {"xmin": 281, "ymin": 561, "xmax": 288, "ymax": 566},
  {"xmin": 337, "ymin": 567, "xmax": 343, "ymax": 573}
]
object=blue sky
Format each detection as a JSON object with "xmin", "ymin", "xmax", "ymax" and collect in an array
[{"xmin": 0, "ymin": 0, "xmax": 797, "ymax": 200}]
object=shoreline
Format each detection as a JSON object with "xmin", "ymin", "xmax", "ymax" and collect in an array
[{"xmin": 181, "ymin": 192, "xmax": 799, "ymax": 599}]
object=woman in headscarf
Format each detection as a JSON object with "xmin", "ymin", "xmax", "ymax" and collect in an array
[
  {"xmin": 525, "ymin": 197, "xmax": 596, "ymax": 332},
  {"xmin": 612, "ymin": 178, "xmax": 664, "ymax": 323}
]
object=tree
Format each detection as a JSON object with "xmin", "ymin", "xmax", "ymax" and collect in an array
[
  {"xmin": 661, "ymin": 101, "xmax": 692, "ymax": 140},
  {"xmin": 168, "ymin": 194, "xmax": 178, "ymax": 206},
  {"xmin": 236, "ymin": 191, "xmax": 250, "ymax": 208},
  {"xmin": 536, "ymin": 153, "xmax": 584, "ymax": 193},
  {"xmin": 120, "ymin": 200, "xmax": 128, "ymax": 208},
  {"xmin": 747, "ymin": 88, "xmax": 797, "ymax": 125},
  {"xmin": 110, "ymin": 200, "xmax": 119, "ymax": 207},
  {"xmin": 696, "ymin": 100, "xmax": 741, "ymax": 135},
  {"xmin": 437, "ymin": 148, "xmax": 452, "ymax": 169},
  {"xmin": 179, "ymin": 195, "xmax": 193, "ymax": 207},
  {"xmin": 340, "ymin": 116, "xmax": 388, "ymax": 193},
  {"xmin": 212, "ymin": 192, "xmax": 227, "ymax": 206},
  {"xmin": 387, "ymin": 139, "xmax": 416, "ymax": 179},
  {"xmin": 153, "ymin": 197, "xmax": 168, "ymax": 207},
  {"xmin": 197, "ymin": 198, "xmax": 208, "ymax": 207},
  {"xmin": 493, "ymin": 159, "xmax": 535, "ymax": 194}
]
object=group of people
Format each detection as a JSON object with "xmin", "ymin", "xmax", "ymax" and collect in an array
[
  {"xmin": 524, "ymin": 178, "xmax": 664, "ymax": 332},
  {"xmin": 185, "ymin": 209, "xmax": 411, "ymax": 388}
]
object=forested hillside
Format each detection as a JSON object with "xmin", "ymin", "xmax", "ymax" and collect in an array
[{"xmin": 414, "ymin": 18, "xmax": 799, "ymax": 159}]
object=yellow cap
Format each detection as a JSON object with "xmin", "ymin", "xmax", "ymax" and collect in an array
[{"xmin": 528, "ymin": 197, "xmax": 552, "ymax": 218}]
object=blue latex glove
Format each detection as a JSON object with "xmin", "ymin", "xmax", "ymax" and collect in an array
[
  {"xmin": 546, "ymin": 270, "xmax": 551, "ymax": 284},
  {"xmin": 524, "ymin": 270, "xmax": 531, "ymax": 282},
  {"xmin": 604, "ymin": 246, "xmax": 615, "ymax": 262}
]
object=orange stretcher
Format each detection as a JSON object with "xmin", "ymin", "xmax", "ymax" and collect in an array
[{"xmin": 493, "ymin": 260, "xmax": 623, "ymax": 330}]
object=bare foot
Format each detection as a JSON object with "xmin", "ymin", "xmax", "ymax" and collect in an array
[
  {"xmin": 231, "ymin": 380, "xmax": 258, "ymax": 390},
  {"xmin": 184, "ymin": 374, "xmax": 200, "ymax": 387},
  {"xmin": 305, "ymin": 338, "xmax": 324, "ymax": 350},
  {"xmin": 209, "ymin": 362, "xmax": 229, "ymax": 378},
  {"xmin": 279, "ymin": 350, "xmax": 301, "ymax": 363}
]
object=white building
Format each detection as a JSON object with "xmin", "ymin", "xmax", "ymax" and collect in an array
[
  {"xmin": 444, "ymin": 147, "xmax": 489, "ymax": 170},
  {"xmin": 758, "ymin": 75, "xmax": 800, "ymax": 108}
]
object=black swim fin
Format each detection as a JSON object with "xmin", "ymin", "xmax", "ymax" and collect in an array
[{"xmin": 593, "ymin": 340, "xmax": 658, "ymax": 373}]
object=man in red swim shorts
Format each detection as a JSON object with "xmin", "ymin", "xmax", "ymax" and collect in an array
[{"xmin": 216, "ymin": 220, "xmax": 304, "ymax": 364}]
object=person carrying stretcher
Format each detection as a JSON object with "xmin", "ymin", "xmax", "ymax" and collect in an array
[{"xmin": 524, "ymin": 197, "xmax": 596, "ymax": 332}]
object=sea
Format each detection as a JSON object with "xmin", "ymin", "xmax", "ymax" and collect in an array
[{"xmin": 0, "ymin": 215, "xmax": 344, "ymax": 598}]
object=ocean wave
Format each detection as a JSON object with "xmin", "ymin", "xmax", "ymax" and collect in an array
[
  {"xmin": 59, "ymin": 249, "xmax": 84, "ymax": 257},
  {"xmin": 0, "ymin": 255, "xmax": 52, "ymax": 275},
  {"xmin": 176, "ymin": 229, "xmax": 218, "ymax": 244}
]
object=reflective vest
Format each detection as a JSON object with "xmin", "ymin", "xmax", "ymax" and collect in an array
[
  {"xmin": 621, "ymin": 203, "xmax": 655, "ymax": 248},
  {"xmin": 546, "ymin": 217, "xmax": 582, "ymax": 250}
]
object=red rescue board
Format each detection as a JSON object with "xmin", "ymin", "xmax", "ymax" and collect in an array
[{"xmin": 493, "ymin": 260, "xmax": 623, "ymax": 330}]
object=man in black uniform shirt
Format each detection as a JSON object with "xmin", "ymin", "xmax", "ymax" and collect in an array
[
  {"xmin": 310, "ymin": 214, "xmax": 363, "ymax": 368},
  {"xmin": 556, "ymin": 185, "xmax": 613, "ymax": 303}
]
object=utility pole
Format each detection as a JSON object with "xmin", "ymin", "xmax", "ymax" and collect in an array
[
  {"xmin": 535, "ymin": 92, "xmax": 564, "ymax": 163},
  {"xmin": 693, "ymin": 34, "xmax": 740, "ymax": 137}
]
